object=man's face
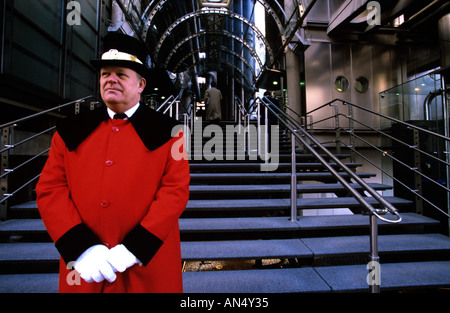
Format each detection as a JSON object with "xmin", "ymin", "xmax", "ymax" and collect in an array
[{"xmin": 100, "ymin": 66, "xmax": 146, "ymax": 113}]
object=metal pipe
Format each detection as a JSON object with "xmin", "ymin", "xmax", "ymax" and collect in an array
[
  {"xmin": 369, "ymin": 214, "xmax": 380, "ymax": 293},
  {"xmin": 0, "ymin": 96, "xmax": 93, "ymax": 129},
  {"xmin": 264, "ymin": 105, "xmax": 269, "ymax": 162},
  {"xmin": 290, "ymin": 132, "xmax": 297, "ymax": 222},
  {"xmin": 0, "ymin": 126, "xmax": 56, "ymax": 154},
  {"xmin": 260, "ymin": 96, "xmax": 402, "ymax": 223}
]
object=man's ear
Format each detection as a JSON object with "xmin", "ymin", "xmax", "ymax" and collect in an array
[{"xmin": 138, "ymin": 78, "xmax": 146, "ymax": 93}]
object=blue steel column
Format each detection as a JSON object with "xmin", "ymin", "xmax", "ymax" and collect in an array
[{"xmin": 284, "ymin": 0, "xmax": 303, "ymax": 120}]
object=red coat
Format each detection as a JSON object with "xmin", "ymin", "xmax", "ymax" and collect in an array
[{"xmin": 36, "ymin": 105, "xmax": 190, "ymax": 292}]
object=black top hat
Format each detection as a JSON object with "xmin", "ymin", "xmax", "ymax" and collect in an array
[{"xmin": 90, "ymin": 32, "xmax": 150, "ymax": 79}]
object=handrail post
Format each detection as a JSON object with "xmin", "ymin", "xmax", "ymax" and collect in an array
[
  {"xmin": 332, "ymin": 103, "xmax": 341, "ymax": 154},
  {"xmin": 347, "ymin": 104, "xmax": 355, "ymax": 163},
  {"xmin": 290, "ymin": 132, "xmax": 297, "ymax": 222},
  {"xmin": 190, "ymin": 102, "xmax": 195, "ymax": 135},
  {"xmin": 369, "ymin": 213, "xmax": 381, "ymax": 293},
  {"xmin": 74, "ymin": 100, "xmax": 84, "ymax": 115},
  {"xmin": 0, "ymin": 125, "xmax": 13, "ymax": 220},
  {"xmin": 257, "ymin": 100, "xmax": 261, "ymax": 156},
  {"xmin": 246, "ymin": 114, "xmax": 251, "ymax": 156},
  {"xmin": 264, "ymin": 105, "xmax": 269, "ymax": 163},
  {"xmin": 183, "ymin": 113, "xmax": 190, "ymax": 154}
]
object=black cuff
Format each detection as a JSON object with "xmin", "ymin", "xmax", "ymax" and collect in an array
[
  {"xmin": 122, "ymin": 224, "xmax": 163, "ymax": 266},
  {"xmin": 55, "ymin": 223, "xmax": 102, "ymax": 264}
]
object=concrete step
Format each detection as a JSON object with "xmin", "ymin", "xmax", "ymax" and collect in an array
[
  {"xmin": 185, "ymin": 196, "xmax": 412, "ymax": 212},
  {"xmin": 183, "ymin": 267, "xmax": 331, "ymax": 293},
  {"xmin": 189, "ymin": 182, "xmax": 392, "ymax": 196},
  {"xmin": 189, "ymin": 171, "xmax": 376, "ymax": 184},
  {"xmin": 179, "ymin": 213, "xmax": 439, "ymax": 234},
  {"xmin": 3, "ymin": 261, "xmax": 450, "ymax": 293},
  {"xmin": 183, "ymin": 261, "xmax": 450, "ymax": 293},
  {"xmin": 7, "ymin": 195, "xmax": 408, "ymax": 219},
  {"xmin": 188, "ymin": 153, "xmax": 351, "ymax": 163},
  {"xmin": 302, "ymin": 233, "xmax": 450, "ymax": 258},
  {"xmin": 0, "ymin": 273, "xmax": 59, "ymax": 293},
  {"xmin": 2, "ymin": 233, "xmax": 449, "ymax": 270},
  {"xmin": 189, "ymin": 162, "xmax": 362, "ymax": 172},
  {"xmin": 0, "ymin": 213, "xmax": 439, "ymax": 241},
  {"xmin": 182, "ymin": 239, "xmax": 313, "ymax": 261}
]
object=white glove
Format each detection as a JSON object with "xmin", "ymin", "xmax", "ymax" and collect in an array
[
  {"xmin": 107, "ymin": 244, "xmax": 141, "ymax": 273},
  {"xmin": 74, "ymin": 244, "xmax": 117, "ymax": 283}
]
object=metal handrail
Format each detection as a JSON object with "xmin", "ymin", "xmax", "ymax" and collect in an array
[
  {"xmin": 0, "ymin": 96, "xmax": 98, "ymax": 209},
  {"xmin": 258, "ymin": 96, "xmax": 404, "ymax": 293},
  {"xmin": 0, "ymin": 126, "xmax": 56, "ymax": 154},
  {"xmin": 306, "ymin": 98, "xmax": 450, "ymax": 221},
  {"xmin": 0, "ymin": 96, "xmax": 95, "ymax": 130},
  {"xmin": 340, "ymin": 134, "xmax": 450, "ymax": 219},
  {"xmin": 156, "ymin": 95, "xmax": 180, "ymax": 120},
  {"xmin": 259, "ymin": 96, "xmax": 402, "ymax": 223},
  {"xmin": 308, "ymin": 98, "xmax": 450, "ymax": 142}
]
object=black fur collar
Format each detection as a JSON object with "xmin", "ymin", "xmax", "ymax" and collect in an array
[{"xmin": 56, "ymin": 104, "xmax": 182, "ymax": 152}]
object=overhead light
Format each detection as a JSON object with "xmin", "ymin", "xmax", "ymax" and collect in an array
[
  {"xmin": 198, "ymin": 0, "xmax": 231, "ymax": 9},
  {"xmin": 393, "ymin": 14, "xmax": 405, "ymax": 27}
]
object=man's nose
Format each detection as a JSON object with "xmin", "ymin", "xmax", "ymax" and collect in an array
[{"xmin": 106, "ymin": 73, "xmax": 118, "ymax": 83}]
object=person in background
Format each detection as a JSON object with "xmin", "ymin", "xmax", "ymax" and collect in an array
[{"xmin": 204, "ymin": 81, "xmax": 222, "ymax": 121}]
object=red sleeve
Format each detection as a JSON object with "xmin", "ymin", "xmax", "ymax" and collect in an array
[{"xmin": 36, "ymin": 132, "xmax": 101, "ymax": 264}]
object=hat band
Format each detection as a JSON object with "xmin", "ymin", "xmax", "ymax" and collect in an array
[{"xmin": 101, "ymin": 49, "xmax": 143, "ymax": 65}]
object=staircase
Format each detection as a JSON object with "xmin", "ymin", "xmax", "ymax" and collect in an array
[{"xmin": 1, "ymin": 120, "xmax": 450, "ymax": 293}]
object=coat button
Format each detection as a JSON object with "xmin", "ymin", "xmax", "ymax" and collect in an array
[
  {"xmin": 112, "ymin": 126, "xmax": 119, "ymax": 133},
  {"xmin": 100, "ymin": 200, "xmax": 110, "ymax": 208},
  {"xmin": 105, "ymin": 160, "xmax": 114, "ymax": 167}
]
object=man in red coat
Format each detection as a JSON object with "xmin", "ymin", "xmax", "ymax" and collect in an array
[{"xmin": 36, "ymin": 33, "xmax": 190, "ymax": 292}]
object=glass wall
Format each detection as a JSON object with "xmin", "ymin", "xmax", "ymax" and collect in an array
[
  {"xmin": 0, "ymin": 0, "xmax": 111, "ymax": 106},
  {"xmin": 379, "ymin": 72, "xmax": 445, "ymax": 132}
]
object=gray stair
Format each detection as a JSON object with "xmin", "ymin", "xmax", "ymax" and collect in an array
[
  {"xmin": 189, "ymin": 182, "xmax": 392, "ymax": 196},
  {"xmin": 3, "ymin": 261, "xmax": 450, "ymax": 293},
  {"xmin": 179, "ymin": 212, "xmax": 440, "ymax": 234},
  {"xmin": 0, "ymin": 212, "xmax": 437, "ymax": 237},
  {"xmin": 2, "ymin": 233, "xmax": 450, "ymax": 268},
  {"xmin": 183, "ymin": 261, "xmax": 450, "ymax": 293},
  {"xmin": 185, "ymin": 196, "xmax": 412, "ymax": 212},
  {"xmin": 7, "ymin": 195, "xmax": 411, "ymax": 218},
  {"xmin": 189, "ymin": 162, "xmax": 362, "ymax": 172},
  {"xmin": 183, "ymin": 268, "xmax": 331, "ymax": 293},
  {"xmin": 1, "ymin": 121, "xmax": 449, "ymax": 293},
  {"xmin": 190, "ymin": 171, "xmax": 376, "ymax": 184}
]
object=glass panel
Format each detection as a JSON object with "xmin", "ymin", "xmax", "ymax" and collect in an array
[{"xmin": 379, "ymin": 72, "xmax": 443, "ymax": 131}]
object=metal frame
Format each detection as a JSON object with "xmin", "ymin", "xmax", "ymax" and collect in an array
[
  {"xmin": 141, "ymin": 0, "xmax": 286, "ymax": 41},
  {"xmin": 171, "ymin": 45, "xmax": 257, "ymax": 80},
  {"xmin": 153, "ymin": 8, "xmax": 273, "ymax": 66}
]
